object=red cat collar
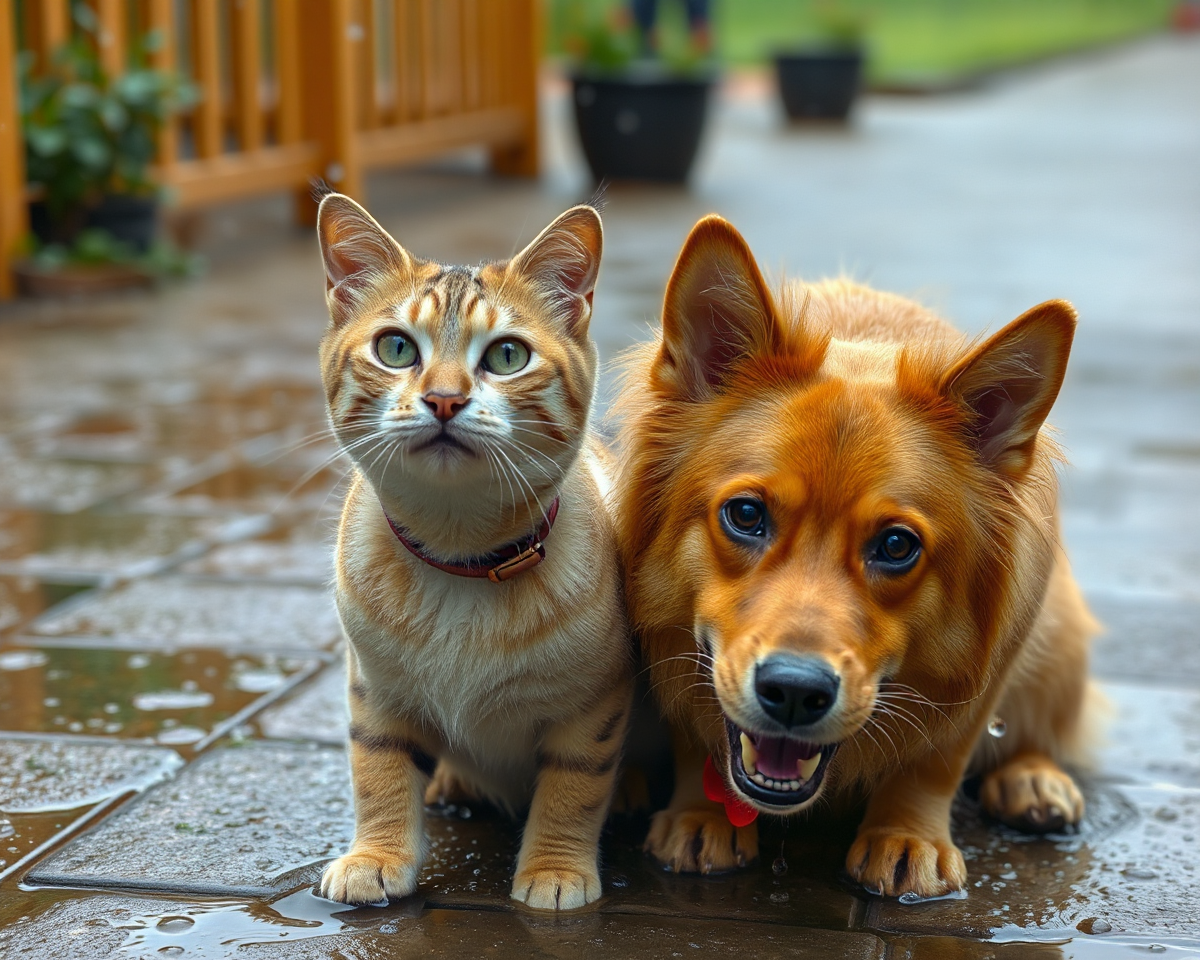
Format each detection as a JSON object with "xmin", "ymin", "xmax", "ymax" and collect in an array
[
  {"xmin": 383, "ymin": 497, "xmax": 560, "ymax": 583},
  {"xmin": 703, "ymin": 755, "xmax": 759, "ymax": 827}
]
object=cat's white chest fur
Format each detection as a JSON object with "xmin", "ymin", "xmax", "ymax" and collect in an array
[{"xmin": 336, "ymin": 474, "xmax": 625, "ymax": 807}]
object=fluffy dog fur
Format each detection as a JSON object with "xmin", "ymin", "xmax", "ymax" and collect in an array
[{"xmin": 613, "ymin": 215, "xmax": 1097, "ymax": 898}]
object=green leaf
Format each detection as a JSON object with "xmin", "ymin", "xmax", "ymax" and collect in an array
[
  {"xmin": 72, "ymin": 136, "xmax": 111, "ymax": 170},
  {"xmin": 61, "ymin": 83, "xmax": 100, "ymax": 109},
  {"xmin": 99, "ymin": 97, "xmax": 129, "ymax": 131},
  {"xmin": 26, "ymin": 126, "xmax": 68, "ymax": 156}
]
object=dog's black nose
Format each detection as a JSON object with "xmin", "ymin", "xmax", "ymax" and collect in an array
[{"xmin": 754, "ymin": 656, "xmax": 840, "ymax": 728}]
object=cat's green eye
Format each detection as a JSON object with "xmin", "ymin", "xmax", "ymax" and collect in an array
[
  {"xmin": 482, "ymin": 339, "xmax": 530, "ymax": 376},
  {"xmin": 376, "ymin": 332, "xmax": 419, "ymax": 369}
]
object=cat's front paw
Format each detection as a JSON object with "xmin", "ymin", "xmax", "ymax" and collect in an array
[
  {"xmin": 423, "ymin": 761, "xmax": 476, "ymax": 807},
  {"xmin": 847, "ymin": 827, "xmax": 965, "ymax": 899},
  {"xmin": 319, "ymin": 849, "xmax": 419, "ymax": 905},
  {"xmin": 511, "ymin": 867, "xmax": 601, "ymax": 910},
  {"xmin": 644, "ymin": 803, "xmax": 757, "ymax": 874}
]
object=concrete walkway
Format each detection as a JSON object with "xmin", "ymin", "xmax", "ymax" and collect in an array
[{"xmin": 1, "ymin": 33, "xmax": 1198, "ymax": 960}]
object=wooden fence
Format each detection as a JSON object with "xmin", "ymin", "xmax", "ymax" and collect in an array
[{"xmin": 0, "ymin": 0, "xmax": 542, "ymax": 298}]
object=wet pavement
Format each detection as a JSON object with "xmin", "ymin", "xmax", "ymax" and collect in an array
[{"xmin": 1, "ymin": 33, "xmax": 1199, "ymax": 960}]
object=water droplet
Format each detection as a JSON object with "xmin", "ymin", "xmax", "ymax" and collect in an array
[
  {"xmin": 772, "ymin": 856, "xmax": 788, "ymax": 876},
  {"xmin": 133, "ymin": 690, "xmax": 214, "ymax": 711},
  {"xmin": 987, "ymin": 717, "xmax": 1007, "ymax": 738},
  {"xmin": 158, "ymin": 948, "xmax": 184, "ymax": 957},
  {"xmin": 1153, "ymin": 807, "xmax": 1178, "ymax": 822},
  {"xmin": 103, "ymin": 703, "xmax": 121, "ymax": 714},
  {"xmin": 898, "ymin": 888, "xmax": 969, "ymax": 905},
  {"xmin": 156, "ymin": 726, "xmax": 207, "ymax": 745},
  {"xmin": 458, "ymin": 806, "xmax": 472, "ymax": 819},
  {"xmin": 769, "ymin": 891, "xmax": 789, "ymax": 904},
  {"xmin": 67, "ymin": 721, "xmax": 83, "ymax": 732},
  {"xmin": 610, "ymin": 873, "xmax": 629, "ymax": 889},
  {"xmin": 43, "ymin": 697, "xmax": 60, "ymax": 708},
  {"xmin": 1077, "ymin": 917, "xmax": 1112, "ymax": 935},
  {"xmin": 0, "ymin": 819, "xmax": 15, "ymax": 839},
  {"xmin": 233, "ymin": 669, "xmax": 285, "ymax": 693},
  {"xmin": 0, "ymin": 650, "xmax": 47, "ymax": 671},
  {"xmin": 1121, "ymin": 866, "xmax": 1158, "ymax": 880},
  {"xmin": 156, "ymin": 917, "xmax": 194, "ymax": 933},
  {"xmin": 1147, "ymin": 945, "xmax": 1167, "ymax": 954},
  {"xmin": 127, "ymin": 653, "xmax": 151, "ymax": 669}
]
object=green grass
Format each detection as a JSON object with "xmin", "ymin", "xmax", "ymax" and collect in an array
[{"xmin": 548, "ymin": 0, "xmax": 1176, "ymax": 82}]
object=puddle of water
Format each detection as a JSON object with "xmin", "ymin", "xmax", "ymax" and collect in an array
[
  {"xmin": 0, "ymin": 645, "xmax": 315, "ymax": 743},
  {"xmin": 0, "ymin": 457, "xmax": 153, "ymax": 512},
  {"xmin": 27, "ymin": 576, "xmax": 343, "ymax": 653},
  {"xmin": 115, "ymin": 888, "xmax": 361, "ymax": 957},
  {"xmin": 0, "ymin": 809, "xmax": 90, "ymax": 879},
  {"xmin": 154, "ymin": 449, "xmax": 346, "ymax": 518},
  {"xmin": 179, "ymin": 516, "xmax": 335, "ymax": 585},
  {"xmin": 0, "ymin": 509, "xmax": 271, "ymax": 581},
  {"xmin": 0, "ymin": 577, "xmax": 91, "ymax": 635}
]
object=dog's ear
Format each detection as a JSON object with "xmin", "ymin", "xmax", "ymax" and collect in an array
[
  {"xmin": 654, "ymin": 215, "xmax": 782, "ymax": 400},
  {"xmin": 317, "ymin": 193, "xmax": 412, "ymax": 323},
  {"xmin": 507, "ymin": 205, "xmax": 603, "ymax": 336},
  {"xmin": 943, "ymin": 300, "xmax": 1077, "ymax": 475}
]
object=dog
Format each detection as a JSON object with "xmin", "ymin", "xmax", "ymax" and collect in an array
[{"xmin": 612, "ymin": 215, "xmax": 1097, "ymax": 898}]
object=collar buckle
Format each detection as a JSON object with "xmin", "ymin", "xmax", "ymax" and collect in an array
[{"xmin": 487, "ymin": 541, "xmax": 546, "ymax": 583}]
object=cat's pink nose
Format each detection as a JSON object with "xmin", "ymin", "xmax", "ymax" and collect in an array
[{"xmin": 422, "ymin": 392, "xmax": 468, "ymax": 422}]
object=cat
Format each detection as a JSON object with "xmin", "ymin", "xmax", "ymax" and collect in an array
[{"xmin": 313, "ymin": 190, "xmax": 632, "ymax": 911}]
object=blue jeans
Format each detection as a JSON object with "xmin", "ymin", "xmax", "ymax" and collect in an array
[{"xmin": 631, "ymin": 0, "xmax": 711, "ymax": 32}]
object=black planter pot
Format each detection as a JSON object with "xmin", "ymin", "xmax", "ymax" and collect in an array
[
  {"xmin": 572, "ymin": 72, "xmax": 712, "ymax": 183},
  {"xmin": 29, "ymin": 193, "xmax": 158, "ymax": 252},
  {"xmin": 775, "ymin": 49, "xmax": 864, "ymax": 121}
]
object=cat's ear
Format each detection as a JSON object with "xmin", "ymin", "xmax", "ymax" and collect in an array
[
  {"xmin": 508, "ymin": 205, "xmax": 603, "ymax": 335},
  {"xmin": 941, "ymin": 299, "xmax": 1077, "ymax": 476},
  {"xmin": 317, "ymin": 193, "xmax": 411, "ymax": 322},
  {"xmin": 654, "ymin": 215, "xmax": 783, "ymax": 401}
]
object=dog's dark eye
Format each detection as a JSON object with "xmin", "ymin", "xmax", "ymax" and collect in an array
[
  {"xmin": 869, "ymin": 526, "xmax": 921, "ymax": 573},
  {"xmin": 722, "ymin": 498, "xmax": 768, "ymax": 541}
]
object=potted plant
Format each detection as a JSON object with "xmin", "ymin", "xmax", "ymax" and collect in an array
[
  {"xmin": 16, "ymin": 6, "xmax": 196, "ymax": 295},
  {"xmin": 774, "ymin": 1, "xmax": 868, "ymax": 122},
  {"xmin": 563, "ymin": 2, "xmax": 716, "ymax": 183}
]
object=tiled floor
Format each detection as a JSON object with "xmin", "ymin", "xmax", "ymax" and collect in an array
[{"xmin": 1, "ymin": 33, "xmax": 1198, "ymax": 960}]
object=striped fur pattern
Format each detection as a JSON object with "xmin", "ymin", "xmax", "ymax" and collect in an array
[
  {"xmin": 315, "ymin": 194, "xmax": 632, "ymax": 910},
  {"xmin": 613, "ymin": 216, "xmax": 1097, "ymax": 898}
]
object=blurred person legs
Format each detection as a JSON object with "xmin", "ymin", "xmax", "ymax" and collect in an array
[{"xmin": 631, "ymin": 0, "xmax": 712, "ymax": 55}]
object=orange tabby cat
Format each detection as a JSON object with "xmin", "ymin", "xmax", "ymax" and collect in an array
[{"xmin": 314, "ymin": 191, "xmax": 632, "ymax": 910}]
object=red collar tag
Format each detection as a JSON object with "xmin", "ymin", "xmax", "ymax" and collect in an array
[{"xmin": 703, "ymin": 755, "xmax": 758, "ymax": 827}]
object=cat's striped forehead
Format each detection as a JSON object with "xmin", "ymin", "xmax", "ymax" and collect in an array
[{"xmin": 396, "ymin": 262, "xmax": 518, "ymax": 341}]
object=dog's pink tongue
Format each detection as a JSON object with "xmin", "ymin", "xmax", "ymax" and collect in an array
[{"xmin": 754, "ymin": 734, "xmax": 819, "ymax": 779}]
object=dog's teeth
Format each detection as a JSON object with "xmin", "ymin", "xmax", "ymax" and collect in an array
[
  {"xmin": 797, "ymin": 752, "xmax": 822, "ymax": 781},
  {"xmin": 751, "ymin": 772, "xmax": 767, "ymax": 786},
  {"xmin": 740, "ymin": 733, "xmax": 758, "ymax": 774}
]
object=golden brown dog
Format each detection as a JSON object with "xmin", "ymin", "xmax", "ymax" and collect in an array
[{"xmin": 613, "ymin": 215, "xmax": 1097, "ymax": 899}]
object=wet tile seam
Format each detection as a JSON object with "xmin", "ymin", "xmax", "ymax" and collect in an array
[
  {"xmin": 190, "ymin": 659, "xmax": 326, "ymax": 752},
  {"xmin": 0, "ymin": 791, "xmax": 131, "ymax": 885},
  {"xmin": 15, "ymin": 634, "xmax": 343, "ymax": 658}
]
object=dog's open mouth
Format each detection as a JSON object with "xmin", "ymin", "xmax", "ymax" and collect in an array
[{"xmin": 725, "ymin": 718, "xmax": 838, "ymax": 808}]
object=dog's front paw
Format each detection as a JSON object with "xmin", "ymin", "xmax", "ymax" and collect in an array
[
  {"xmin": 511, "ymin": 867, "xmax": 600, "ymax": 910},
  {"xmin": 319, "ymin": 850, "xmax": 419, "ymax": 905},
  {"xmin": 847, "ymin": 827, "xmax": 966, "ymax": 899},
  {"xmin": 981, "ymin": 754, "xmax": 1084, "ymax": 833},
  {"xmin": 644, "ymin": 804, "xmax": 758, "ymax": 874}
]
